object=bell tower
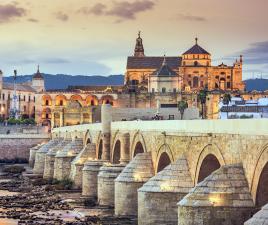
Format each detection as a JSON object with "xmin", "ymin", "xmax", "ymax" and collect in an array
[{"xmin": 134, "ymin": 31, "xmax": 145, "ymax": 57}]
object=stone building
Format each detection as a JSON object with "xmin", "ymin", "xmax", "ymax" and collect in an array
[
  {"xmin": 126, "ymin": 33, "xmax": 245, "ymax": 92},
  {"xmin": 0, "ymin": 67, "xmax": 45, "ymax": 119}
]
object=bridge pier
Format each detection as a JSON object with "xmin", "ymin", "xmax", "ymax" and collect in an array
[
  {"xmin": 43, "ymin": 139, "xmax": 71, "ymax": 180},
  {"xmin": 138, "ymin": 156, "xmax": 194, "ymax": 225},
  {"xmin": 33, "ymin": 139, "xmax": 61, "ymax": 174},
  {"xmin": 177, "ymin": 164, "xmax": 255, "ymax": 225},
  {"xmin": 29, "ymin": 143, "xmax": 45, "ymax": 168},
  {"xmin": 114, "ymin": 152, "xmax": 154, "ymax": 216},
  {"xmin": 120, "ymin": 133, "xmax": 130, "ymax": 164},
  {"xmin": 97, "ymin": 163, "xmax": 125, "ymax": 206},
  {"xmin": 82, "ymin": 160, "xmax": 106, "ymax": 198},
  {"xmin": 53, "ymin": 138, "xmax": 83, "ymax": 180},
  {"xmin": 244, "ymin": 203, "xmax": 268, "ymax": 225},
  {"xmin": 70, "ymin": 143, "xmax": 96, "ymax": 189}
]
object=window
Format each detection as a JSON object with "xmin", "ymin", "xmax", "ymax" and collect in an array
[
  {"xmin": 34, "ymin": 97, "xmax": 35, "ymax": 102},
  {"xmin": 193, "ymin": 77, "xmax": 199, "ymax": 88},
  {"xmin": 215, "ymin": 76, "xmax": 219, "ymax": 79},
  {"xmin": 227, "ymin": 82, "xmax": 231, "ymax": 89},
  {"xmin": 200, "ymin": 81, "xmax": 204, "ymax": 87},
  {"xmin": 194, "ymin": 61, "xmax": 198, "ymax": 66},
  {"xmin": 46, "ymin": 114, "xmax": 49, "ymax": 119},
  {"xmin": 162, "ymin": 87, "xmax": 166, "ymax": 93},
  {"xmin": 173, "ymin": 88, "xmax": 176, "ymax": 93},
  {"xmin": 2, "ymin": 94, "xmax": 4, "ymax": 100},
  {"xmin": 23, "ymin": 106, "xmax": 26, "ymax": 112},
  {"xmin": 188, "ymin": 81, "xmax": 192, "ymax": 87},
  {"xmin": 90, "ymin": 100, "xmax": 95, "ymax": 106},
  {"xmin": 152, "ymin": 88, "xmax": 155, "ymax": 93},
  {"xmin": 45, "ymin": 100, "xmax": 49, "ymax": 106},
  {"xmin": 227, "ymin": 76, "xmax": 231, "ymax": 79},
  {"xmin": 23, "ymin": 96, "xmax": 26, "ymax": 101},
  {"xmin": 215, "ymin": 82, "xmax": 219, "ymax": 88},
  {"xmin": 8, "ymin": 94, "xmax": 11, "ymax": 100},
  {"xmin": 28, "ymin": 96, "xmax": 31, "ymax": 102},
  {"xmin": 60, "ymin": 100, "xmax": 63, "ymax": 106}
]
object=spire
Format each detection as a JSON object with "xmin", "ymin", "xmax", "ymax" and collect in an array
[
  {"xmin": 37, "ymin": 65, "xmax": 40, "ymax": 73},
  {"xmin": 162, "ymin": 54, "xmax": 167, "ymax": 66},
  {"xmin": 134, "ymin": 31, "xmax": 145, "ymax": 57},
  {"xmin": 195, "ymin": 37, "xmax": 198, "ymax": 45},
  {"xmin": 33, "ymin": 65, "xmax": 44, "ymax": 80}
]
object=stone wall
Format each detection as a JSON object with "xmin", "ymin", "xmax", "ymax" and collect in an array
[{"xmin": 0, "ymin": 135, "xmax": 49, "ymax": 161}]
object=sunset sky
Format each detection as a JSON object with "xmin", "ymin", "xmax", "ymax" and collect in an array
[{"xmin": 0, "ymin": 0, "xmax": 268, "ymax": 79}]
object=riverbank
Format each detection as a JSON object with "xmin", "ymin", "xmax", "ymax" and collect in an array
[{"xmin": 0, "ymin": 164, "xmax": 137, "ymax": 225}]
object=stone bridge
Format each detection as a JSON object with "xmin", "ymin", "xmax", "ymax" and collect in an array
[{"xmin": 32, "ymin": 105, "xmax": 268, "ymax": 225}]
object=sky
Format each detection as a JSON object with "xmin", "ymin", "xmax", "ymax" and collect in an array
[{"xmin": 0, "ymin": 0, "xmax": 268, "ymax": 80}]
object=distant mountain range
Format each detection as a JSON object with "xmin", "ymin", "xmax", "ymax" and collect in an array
[
  {"xmin": 3, "ymin": 74, "xmax": 124, "ymax": 90},
  {"xmin": 3, "ymin": 74, "xmax": 268, "ymax": 92}
]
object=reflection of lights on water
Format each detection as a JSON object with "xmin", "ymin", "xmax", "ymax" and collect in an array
[{"xmin": 160, "ymin": 182, "xmax": 172, "ymax": 191}]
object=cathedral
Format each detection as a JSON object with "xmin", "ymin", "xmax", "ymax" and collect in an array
[{"xmin": 125, "ymin": 32, "xmax": 245, "ymax": 93}]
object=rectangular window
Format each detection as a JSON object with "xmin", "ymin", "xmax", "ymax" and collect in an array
[
  {"xmin": 2, "ymin": 94, "xmax": 4, "ymax": 100},
  {"xmin": 152, "ymin": 88, "xmax": 155, "ymax": 93},
  {"xmin": 227, "ymin": 82, "xmax": 231, "ymax": 89},
  {"xmin": 162, "ymin": 88, "xmax": 166, "ymax": 93},
  {"xmin": 173, "ymin": 88, "xmax": 176, "ymax": 93}
]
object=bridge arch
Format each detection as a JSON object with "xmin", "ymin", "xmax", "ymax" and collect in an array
[
  {"xmin": 97, "ymin": 138, "xmax": 103, "ymax": 160},
  {"xmin": 131, "ymin": 132, "xmax": 147, "ymax": 159},
  {"xmin": 251, "ymin": 144, "xmax": 268, "ymax": 207},
  {"xmin": 84, "ymin": 130, "xmax": 92, "ymax": 146},
  {"xmin": 112, "ymin": 140, "xmax": 121, "ymax": 164},
  {"xmin": 155, "ymin": 144, "xmax": 174, "ymax": 173},
  {"xmin": 194, "ymin": 144, "xmax": 225, "ymax": 185}
]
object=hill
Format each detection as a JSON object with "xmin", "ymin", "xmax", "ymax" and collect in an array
[
  {"xmin": 3, "ymin": 74, "xmax": 268, "ymax": 92},
  {"xmin": 3, "ymin": 74, "xmax": 124, "ymax": 90}
]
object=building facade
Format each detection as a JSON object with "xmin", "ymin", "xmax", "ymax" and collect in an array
[
  {"xmin": 125, "ymin": 33, "xmax": 245, "ymax": 92},
  {"xmin": 0, "ymin": 68, "xmax": 45, "ymax": 120}
]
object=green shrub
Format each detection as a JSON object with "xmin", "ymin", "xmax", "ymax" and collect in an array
[{"xmin": 52, "ymin": 178, "xmax": 73, "ymax": 190}]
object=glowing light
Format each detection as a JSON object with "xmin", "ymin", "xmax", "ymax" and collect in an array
[
  {"xmin": 208, "ymin": 193, "xmax": 225, "ymax": 206},
  {"xmin": 160, "ymin": 182, "xmax": 173, "ymax": 191},
  {"xmin": 134, "ymin": 173, "xmax": 142, "ymax": 182}
]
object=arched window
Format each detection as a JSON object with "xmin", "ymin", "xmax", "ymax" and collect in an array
[
  {"xmin": 162, "ymin": 87, "xmax": 166, "ymax": 93},
  {"xmin": 194, "ymin": 61, "xmax": 198, "ymax": 66},
  {"xmin": 193, "ymin": 77, "xmax": 199, "ymax": 88}
]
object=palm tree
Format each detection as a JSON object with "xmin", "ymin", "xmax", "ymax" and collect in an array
[
  {"xmin": 223, "ymin": 93, "xmax": 232, "ymax": 119},
  {"xmin": 178, "ymin": 100, "xmax": 188, "ymax": 120},
  {"xmin": 198, "ymin": 89, "xmax": 208, "ymax": 119}
]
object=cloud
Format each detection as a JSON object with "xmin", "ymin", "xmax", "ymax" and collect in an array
[
  {"xmin": 43, "ymin": 58, "xmax": 70, "ymax": 64},
  {"xmin": 239, "ymin": 41, "xmax": 268, "ymax": 65},
  {"xmin": 78, "ymin": 0, "xmax": 155, "ymax": 22},
  {"xmin": 79, "ymin": 3, "xmax": 106, "ymax": 16},
  {"xmin": 177, "ymin": 13, "xmax": 207, "ymax": 22},
  {"xmin": 55, "ymin": 11, "xmax": 69, "ymax": 22},
  {"xmin": 0, "ymin": 3, "xmax": 26, "ymax": 23},
  {"xmin": 28, "ymin": 18, "xmax": 39, "ymax": 23}
]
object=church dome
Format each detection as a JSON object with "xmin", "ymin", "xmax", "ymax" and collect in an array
[{"xmin": 183, "ymin": 38, "xmax": 210, "ymax": 55}]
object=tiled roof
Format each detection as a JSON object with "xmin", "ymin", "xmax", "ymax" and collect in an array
[
  {"xmin": 221, "ymin": 106, "xmax": 268, "ymax": 113},
  {"xmin": 183, "ymin": 44, "xmax": 210, "ymax": 55},
  {"xmin": 127, "ymin": 56, "xmax": 181, "ymax": 69},
  {"xmin": 3, "ymin": 82, "xmax": 36, "ymax": 92},
  {"xmin": 152, "ymin": 59, "xmax": 177, "ymax": 76}
]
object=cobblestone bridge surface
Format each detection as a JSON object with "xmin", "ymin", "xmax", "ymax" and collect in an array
[{"xmin": 31, "ymin": 105, "xmax": 268, "ymax": 225}]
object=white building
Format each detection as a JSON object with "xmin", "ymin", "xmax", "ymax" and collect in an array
[
  {"xmin": 219, "ymin": 97, "xmax": 268, "ymax": 119},
  {"xmin": 148, "ymin": 57, "xmax": 180, "ymax": 93}
]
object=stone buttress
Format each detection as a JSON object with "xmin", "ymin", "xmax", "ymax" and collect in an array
[
  {"xmin": 177, "ymin": 164, "xmax": 255, "ymax": 225},
  {"xmin": 82, "ymin": 160, "xmax": 106, "ymax": 198},
  {"xmin": 244, "ymin": 203, "xmax": 268, "ymax": 225},
  {"xmin": 43, "ymin": 138, "xmax": 71, "ymax": 180},
  {"xmin": 97, "ymin": 163, "xmax": 125, "ymax": 206},
  {"xmin": 29, "ymin": 143, "xmax": 46, "ymax": 168},
  {"xmin": 33, "ymin": 139, "xmax": 61, "ymax": 174},
  {"xmin": 69, "ymin": 143, "xmax": 96, "ymax": 189},
  {"xmin": 114, "ymin": 152, "xmax": 154, "ymax": 216},
  {"xmin": 138, "ymin": 156, "xmax": 194, "ymax": 225},
  {"xmin": 53, "ymin": 138, "xmax": 83, "ymax": 180}
]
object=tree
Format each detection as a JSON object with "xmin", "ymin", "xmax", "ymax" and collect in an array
[
  {"xmin": 222, "ymin": 93, "xmax": 232, "ymax": 119},
  {"xmin": 178, "ymin": 100, "xmax": 188, "ymax": 120},
  {"xmin": 198, "ymin": 89, "xmax": 208, "ymax": 119}
]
